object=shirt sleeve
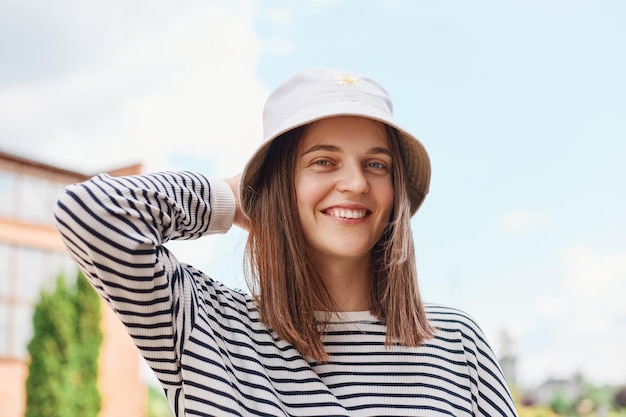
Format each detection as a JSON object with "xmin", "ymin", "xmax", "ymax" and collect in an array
[
  {"xmin": 53, "ymin": 171, "xmax": 236, "ymax": 386},
  {"xmin": 457, "ymin": 312, "xmax": 519, "ymax": 417}
]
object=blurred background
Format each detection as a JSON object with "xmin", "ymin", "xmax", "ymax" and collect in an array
[{"xmin": 1, "ymin": 0, "xmax": 624, "ymax": 416}]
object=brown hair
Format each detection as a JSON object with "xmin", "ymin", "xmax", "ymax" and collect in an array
[{"xmin": 244, "ymin": 124, "xmax": 434, "ymax": 361}]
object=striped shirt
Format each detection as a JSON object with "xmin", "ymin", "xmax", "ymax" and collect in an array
[{"xmin": 54, "ymin": 171, "xmax": 518, "ymax": 417}]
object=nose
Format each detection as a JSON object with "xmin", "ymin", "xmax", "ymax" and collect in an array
[{"xmin": 336, "ymin": 161, "xmax": 370, "ymax": 194}]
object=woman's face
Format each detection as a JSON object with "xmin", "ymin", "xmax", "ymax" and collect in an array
[{"xmin": 294, "ymin": 116, "xmax": 394, "ymax": 264}]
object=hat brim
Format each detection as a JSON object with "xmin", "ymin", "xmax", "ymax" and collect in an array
[{"xmin": 241, "ymin": 100, "xmax": 430, "ymax": 217}]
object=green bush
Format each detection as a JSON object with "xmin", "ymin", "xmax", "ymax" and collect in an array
[
  {"xmin": 148, "ymin": 385, "xmax": 174, "ymax": 417},
  {"xmin": 25, "ymin": 271, "xmax": 102, "ymax": 417}
]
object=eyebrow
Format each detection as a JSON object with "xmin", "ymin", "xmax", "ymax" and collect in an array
[{"xmin": 301, "ymin": 144, "xmax": 392, "ymax": 156}]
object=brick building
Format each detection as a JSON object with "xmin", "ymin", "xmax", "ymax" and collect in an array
[{"xmin": 0, "ymin": 149, "xmax": 147, "ymax": 417}]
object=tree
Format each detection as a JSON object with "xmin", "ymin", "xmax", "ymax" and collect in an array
[
  {"xmin": 549, "ymin": 388, "xmax": 573, "ymax": 416},
  {"xmin": 148, "ymin": 386, "xmax": 174, "ymax": 417},
  {"xmin": 25, "ymin": 271, "xmax": 102, "ymax": 417},
  {"xmin": 73, "ymin": 271, "xmax": 103, "ymax": 416}
]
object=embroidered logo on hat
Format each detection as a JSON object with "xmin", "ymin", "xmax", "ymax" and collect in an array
[{"xmin": 335, "ymin": 75, "xmax": 361, "ymax": 87}]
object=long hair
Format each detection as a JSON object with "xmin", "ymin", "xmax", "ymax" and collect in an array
[
  {"xmin": 370, "ymin": 126, "xmax": 435, "ymax": 346},
  {"xmin": 244, "ymin": 124, "xmax": 434, "ymax": 361}
]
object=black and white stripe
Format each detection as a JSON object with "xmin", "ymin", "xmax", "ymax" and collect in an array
[{"xmin": 54, "ymin": 171, "xmax": 518, "ymax": 416}]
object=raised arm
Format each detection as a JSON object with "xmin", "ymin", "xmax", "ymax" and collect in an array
[{"xmin": 53, "ymin": 171, "xmax": 235, "ymax": 385}]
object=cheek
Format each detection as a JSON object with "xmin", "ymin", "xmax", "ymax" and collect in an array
[
  {"xmin": 295, "ymin": 173, "xmax": 325, "ymax": 211},
  {"xmin": 294, "ymin": 174, "xmax": 307, "ymax": 211},
  {"xmin": 378, "ymin": 178, "xmax": 395, "ymax": 215}
]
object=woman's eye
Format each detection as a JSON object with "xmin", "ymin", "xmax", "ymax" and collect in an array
[
  {"xmin": 367, "ymin": 161, "xmax": 387, "ymax": 170},
  {"xmin": 313, "ymin": 159, "xmax": 331, "ymax": 166}
]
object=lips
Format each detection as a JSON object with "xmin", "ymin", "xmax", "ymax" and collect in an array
[{"xmin": 323, "ymin": 207, "xmax": 369, "ymax": 219}]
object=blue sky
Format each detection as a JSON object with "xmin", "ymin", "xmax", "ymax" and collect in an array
[{"xmin": 1, "ymin": 0, "xmax": 624, "ymax": 387}]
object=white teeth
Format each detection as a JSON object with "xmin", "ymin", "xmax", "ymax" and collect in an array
[{"xmin": 326, "ymin": 208, "xmax": 366, "ymax": 219}]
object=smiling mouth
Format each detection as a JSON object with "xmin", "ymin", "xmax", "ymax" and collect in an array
[{"xmin": 324, "ymin": 208, "xmax": 369, "ymax": 219}]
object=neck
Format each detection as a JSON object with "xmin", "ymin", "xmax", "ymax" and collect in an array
[{"xmin": 314, "ymin": 255, "xmax": 372, "ymax": 312}]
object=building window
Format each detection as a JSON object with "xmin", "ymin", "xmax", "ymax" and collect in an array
[
  {"xmin": 0, "ymin": 244, "xmax": 9, "ymax": 297},
  {"xmin": 0, "ymin": 171, "xmax": 16, "ymax": 217},
  {"xmin": 19, "ymin": 176, "xmax": 60, "ymax": 225},
  {"xmin": 16, "ymin": 247, "xmax": 47, "ymax": 302},
  {"xmin": 0, "ymin": 303, "xmax": 8, "ymax": 356},
  {"xmin": 0, "ymin": 243, "xmax": 78, "ymax": 359}
]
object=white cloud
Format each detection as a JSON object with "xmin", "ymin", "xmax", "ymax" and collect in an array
[
  {"xmin": 536, "ymin": 296, "xmax": 567, "ymax": 317},
  {"xmin": 519, "ymin": 337, "xmax": 626, "ymax": 386},
  {"xmin": 519, "ymin": 246, "xmax": 626, "ymax": 386},
  {"xmin": 497, "ymin": 208, "xmax": 549, "ymax": 234},
  {"xmin": 307, "ymin": 0, "xmax": 339, "ymax": 7},
  {"xmin": 0, "ymin": 0, "xmax": 266, "ymax": 177},
  {"xmin": 261, "ymin": 36, "xmax": 295, "ymax": 56},
  {"xmin": 562, "ymin": 246, "xmax": 626, "ymax": 333},
  {"xmin": 263, "ymin": 7, "xmax": 292, "ymax": 24}
]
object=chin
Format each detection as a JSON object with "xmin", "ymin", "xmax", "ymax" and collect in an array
[{"xmin": 318, "ymin": 245, "xmax": 373, "ymax": 261}]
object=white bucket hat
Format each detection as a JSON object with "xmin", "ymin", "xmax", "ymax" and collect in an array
[{"xmin": 241, "ymin": 67, "xmax": 431, "ymax": 216}]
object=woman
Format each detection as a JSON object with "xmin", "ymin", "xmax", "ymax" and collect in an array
[{"xmin": 54, "ymin": 67, "xmax": 518, "ymax": 416}]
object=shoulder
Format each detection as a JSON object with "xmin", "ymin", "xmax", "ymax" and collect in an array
[
  {"xmin": 184, "ymin": 263, "xmax": 258, "ymax": 317},
  {"xmin": 425, "ymin": 303, "xmax": 480, "ymax": 326},
  {"xmin": 424, "ymin": 303, "xmax": 487, "ymax": 341}
]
